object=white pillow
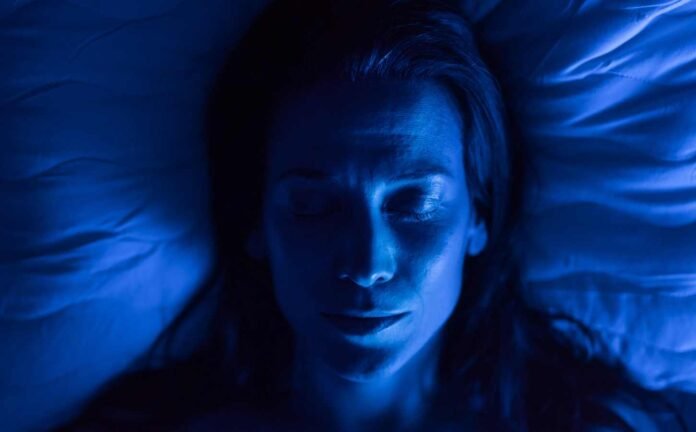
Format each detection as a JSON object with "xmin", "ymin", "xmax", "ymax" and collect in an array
[
  {"xmin": 461, "ymin": 0, "xmax": 696, "ymax": 391},
  {"xmin": 0, "ymin": 1, "xmax": 267, "ymax": 430}
]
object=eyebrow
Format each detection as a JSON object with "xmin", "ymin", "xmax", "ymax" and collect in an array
[
  {"xmin": 273, "ymin": 164, "xmax": 454, "ymax": 183},
  {"xmin": 389, "ymin": 165, "xmax": 454, "ymax": 181},
  {"xmin": 273, "ymin": 168, "xmax": 334, "ymax": 183}
]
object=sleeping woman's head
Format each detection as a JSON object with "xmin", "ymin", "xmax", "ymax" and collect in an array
[
  {"xmin": 60, "ymin": 1, "xmax": 680, "ymax": 430},
  {"xmin": 208, "ymin": 0, "xmax": 519, "ymax": 421},
  {"xmin": 263, "ymin": 79, "xmax": 487, "ymax": 383}
]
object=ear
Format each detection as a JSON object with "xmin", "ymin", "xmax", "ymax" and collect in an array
[
  {"xmin": 245, "ymin": 228, "xmax": 267, "ymax": 260},
  {"xmin": 466, "ymin": 215, "xmax": 488, "ymax": 256}
]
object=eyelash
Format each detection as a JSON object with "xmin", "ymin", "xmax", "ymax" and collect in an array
[
  {"xmin": 386, "ymin": 198, "xmax": 441, "ymax": 222},
  {"xmin": 293, "ymin": 209, "xmax": 440, "ymax": 224},
  {"xmin": 286, "ymin": 189, "xmax": 443, "ymax": 223},
  {"xmin": 288, "ymin": 198, "xmax": 340, "ymax": 218},
  {"xmin": 289, "ymin": 203, "xmax": 442, "ymax": 224}
]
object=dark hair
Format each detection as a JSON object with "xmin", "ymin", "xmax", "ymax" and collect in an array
[
  {"xmin": 208, "ymin": 0, "xmax": 514, "ymax": 408},
  {"xmin": 63, "ymin": 1, "xmax": 686, "ymax": 431},
  {"xmin": 204, "ymin": 0, "xmax": 686, "ymax": 430}
]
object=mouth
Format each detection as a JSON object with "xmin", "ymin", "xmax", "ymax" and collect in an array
[{"xmin": 321, "ymin": 312, "xmax": 410, "ymax": 336}]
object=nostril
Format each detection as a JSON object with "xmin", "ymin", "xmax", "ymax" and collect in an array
[
  {"xmin": 372, "ymin": 273, "xmax": 391, "ymax": 285},
  {"xmin": 334, "ymin": 222, "xmax": 397, "ymax": 287},
  {"xmin": 337, "ymin": 270, "xmax": 393, "ymax": 288}
]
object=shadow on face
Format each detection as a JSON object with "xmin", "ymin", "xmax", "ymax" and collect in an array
[{"xmin": 249, "ymin": 79, "xmax": 488, "ymax": 381}]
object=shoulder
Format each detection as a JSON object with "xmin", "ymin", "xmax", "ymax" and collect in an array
[
  {"xmin": 587, "ymin": 391, "xmax": 685, "ymax": 432},
  {"xmin": 182, "ymin": 402, "xmax": 305, "ymax": 432},
  {"xmin": 182, "ymin": 409, "xmax": 261, "ymax": 431}
]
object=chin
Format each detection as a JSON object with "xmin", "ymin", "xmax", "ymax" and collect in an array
[{"xmin": 320, "ymin": 341, "xmax": 413, "ymax": 383}]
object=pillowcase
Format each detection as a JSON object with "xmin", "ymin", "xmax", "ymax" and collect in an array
[
  {"xmin": 0, "ymin": 1, "xmax": 267, "ymax": 430},
  {"xmin": 462, "ymin": 0, "xmax": 696, "ymax": 391}
]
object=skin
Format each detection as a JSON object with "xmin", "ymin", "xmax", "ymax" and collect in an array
[{"xmin": 248, "ymin": 79, "xmax": 488, "ymax": 431}]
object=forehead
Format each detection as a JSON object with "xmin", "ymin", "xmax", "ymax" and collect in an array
[{"xmin": 267, "ymin": 80, "xmax": 464, "ymax": 181}]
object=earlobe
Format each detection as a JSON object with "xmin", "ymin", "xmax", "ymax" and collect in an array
[
  {"xmin": 466, "ymin": 220, "xmax": 488, "ymax": 256},
  {"xmin": 245, "ymin": 229, "xmax": 267, "ymax": 260}
]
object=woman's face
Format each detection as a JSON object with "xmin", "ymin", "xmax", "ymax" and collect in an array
[{"xmin": 253, "ymin": 80, "xmax": 487, "ymax": 381}]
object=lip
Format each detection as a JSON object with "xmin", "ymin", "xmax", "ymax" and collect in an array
[{"xmin": 321, "ymin": 312, "xmax": 410, "ymax": 336}]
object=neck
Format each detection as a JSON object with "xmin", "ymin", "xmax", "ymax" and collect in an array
[{"xmin": 289, "ymin": 335, "xmax": 444, "ymax": 432}]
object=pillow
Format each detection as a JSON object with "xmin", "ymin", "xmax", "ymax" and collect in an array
[
  {"xmin": 3, "ymin": 0, "xmax": 693, "ymax": 430},
  {"xmin": 0, "ymin": 1, "xmax": 267, "ymax": 430},
  {"xmin": 461, "ymin": 0, "xmax": 696, "ymax": 391}
]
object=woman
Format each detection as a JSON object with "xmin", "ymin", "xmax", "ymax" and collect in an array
[{"xmin": 63, "ymin": 0, "xmax": 685, "ymax": 430}]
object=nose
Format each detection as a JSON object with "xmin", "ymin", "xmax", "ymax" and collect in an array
[{"xmin": 335, "ymin": 209, "xmax": 396, "ymax": 288}]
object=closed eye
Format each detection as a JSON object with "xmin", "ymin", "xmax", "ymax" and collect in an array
[
  {"xmin": 385, "ymin": 188, "xmax": 443, "ymax": 222},
  {"xmin": 287, "ymin": 189, "xmax": 340, "ymax": 218}
]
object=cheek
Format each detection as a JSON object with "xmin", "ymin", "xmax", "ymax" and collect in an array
[
  {"xmin": 265, "ymin": 215, "xmax": 337, "ymax": 270},
  {"xmin": 400, "ymin": 220, "xmax": 468, "ymax": 321},
  {"xmin": 262, "ymin": 215, "xmax": 336, "ymax": 311}
]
